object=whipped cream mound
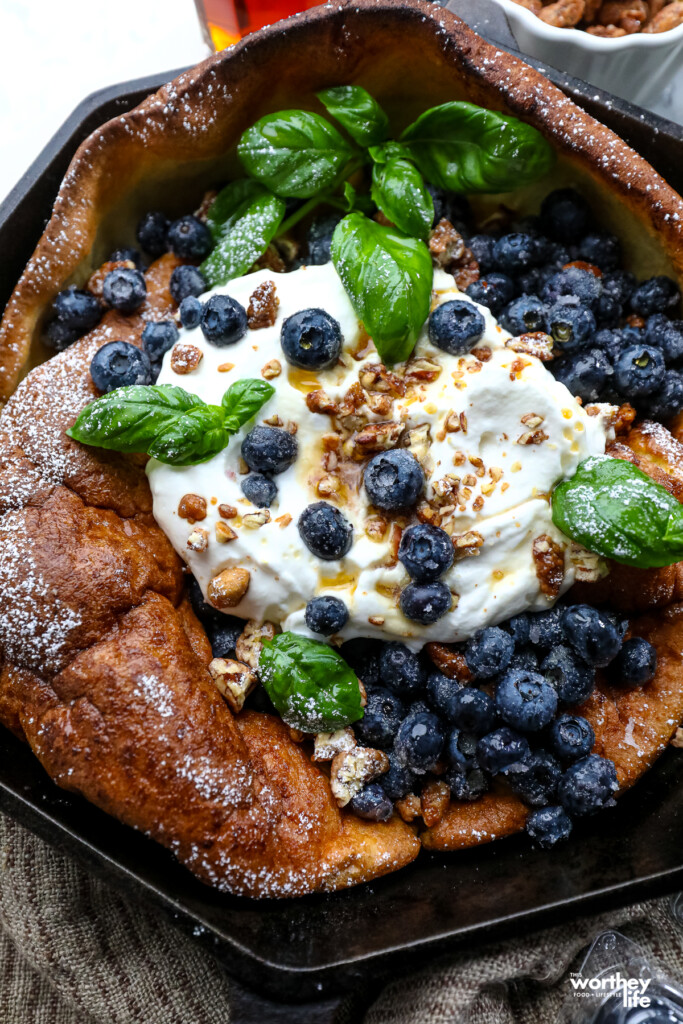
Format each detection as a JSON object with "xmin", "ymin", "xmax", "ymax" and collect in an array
[{"xmin": 147, "ymin": 262, "xmax": 613, "ymax": 646}]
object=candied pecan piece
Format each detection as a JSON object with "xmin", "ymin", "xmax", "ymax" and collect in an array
[
  {"xmin": 644, "ymin": 0, "xmax": 683, "ymax": 29},
  {"xmin": 532, "ymin": 535, "xmax": 565, "ymax": 598},
  {"xmin": 247, "ymin": 280, "xmax": 279, "ymax": 330},
  {"xmin": 207, "ymin": 568, "xmax": 250, "ymax": 609},
  {"xmin": 306, "ymin": 389, "xmax": 339, "ymax": 415},
  {"xmin": 171, "ymin": 344, "xmax": 203, "ymax": 375},
  {"xmin": 425, "ymin": 642, "xmax": 473, "ymax": 682},
  {"xmin": 208, "ymin": 657, "xmax": 257, "ymax": 713},
  {"xmin": 350, "ymin": 420, "xmax": 404, "ymax": 456},
  {"xmin": 505, "ymin": 332, "xmax": 554, "ymax": 362},
  {"xmin": 178, "ymin": 493, "xmax": 207, "ymax": 522},
  {"xmin": 420, "ymin": 780, "xmax": 451, "ymax": 827},
  {"xmin": 429, "ymin": 218, "xmax": 465, "ymax": 267},
  {"xmin": 600, "ymin": 0, "xmax": 648, "ymax": 28},
  {"xmin": 359, "ymin": 363, "xmax": 405, "ymax": 396},
  {"xmin": 539, "ymin": 0, "xmax": 585, "ymax": 24},
  {"xmin": 330, "ymin": 747, "xmax": 389, "ymax": 807},
  {"xmin": 587, "ymin": 23, "xmax": 628, "ymax": 32}
]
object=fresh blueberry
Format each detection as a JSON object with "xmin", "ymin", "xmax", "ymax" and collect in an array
[
  {"xmin": 645, "ymin": 314, "xmax": 683, "ymax": 363},
  {"xmin": 304, "ymin": 595, "xmax": 348, "ymax": 636},
  {"xmin": 179, "ymin": 296, "xmax": 203, "ymax": 329},
  {"xmin": 102, "ymin": 268, "xmax": 147, "ymax": 313},
  {"xmin": 508, "ymin": 647, "xmax": 539, "ymax": 672},
  {"xmin": 297, "ymin": 501, "xmax": 353, "ymax": 560},
  {"xmin": 594, "ymin": 327, "xmax": 628, "ymax": 364},
  {"xmin": 170, "ymin": 265, "xmax": 206, "ymax": 304},
  {"xmin": 500, "ymin": 295, "xmax": 548, "ymax": 336},
  {"xmin": 466, "ymin": 234, "xmax": 497, "ymax": 273},
  {"xmin": 603, "ymin": 610, "xmax": 629, "ymax": 642},
  {"xmin": 305, "ymin": 212, "xmax": 343, "ymax": 265},
  {"xmin": 464, "ymin": 627, "xmax": 514, "ymax": 680},
  {"xmin": 594, "ymin": 291, "xmax": 622, "ymax": 329},
  {"xmin": 355, "ymin": 688, "xmax": 404, "ymax": 748},
  {"xmin": 528, "ymin": 607, "xmax": 565, "ymax": 650},
  {"xmin": 493, "ymin": 233, "xmax": 541, "ymax": 273},
  {"xmin": 44, "ymin": 287, "xmax": 102, "ymax": 350},
  {"xmin": 630, "ymin": 275, "xmax": 680, "ymax": 318},
  {"xmin": 547, "ymin": 302, "xmax": 596, "ymax": 353},
  {"xmin": 495, "ymin": 669, "xmax": 558, "ymax": 732},
  {"xmin": 577, "ymin": 233, "xmax": 621, "ymax": 271},
  {"xmin": 525, "ymin": 805, "xmax": 573, "ymax": 848},
  {"xmin": 621, "ymin": 324, "xmax": 645, "ymax": 345},
  {"xmin": 394, "ymin": 711, "xmax": 445, "ymax": 771},
  {"xmin": 408, "ymin": 700, "xmax": 431, "ymax": 716},
  {"xmin": 340, "ymin": 637, "xmax": 384, "ymax": 688},
  {"xmin": 426, "ymin": 671, "xmax": 464, "ymax": 721},
  {"xmin": 643, "ymin": 371, "xmax": 683, "ymax": 420},
  {"xmin": 450, "ymin": 688, "xmax": 497, "ymax": 736},
  {"xmin": 446, "ymin": 728, "xmax": 479, "ymax": 773},
  {"xmin": 381, "ymin": 752, "xmax": 418, "ymax": 800},
  {"xmin": 549, "ymin": 713, "xmax": 595, "ymax": 762},
  {"xmin": 428, "ymin": 299, "xmax": 486, "ymax": 355},
  {"xmin": 466, "ymin": 274, "xmax": 515, "ymax": 316},
  {"xmin": 476, "ymin": 727, "xmax": 529, "ymax": 774},
  {"xmin": 614, "ymin": 344, "xmax": 665, "ymax": 398},
  {"xmin": 209, "ymin": 616, "xmax": 244, "ymax": 660},
  {"xmin": 505, "ymin": 749, "xmax": 562, "ymax": 806},
  {"xmin": 109, "ymin": 246, "xmax": 143, "ymax": 268},
  {"xmin": 541, "ymin": 645, "xmax": 595, "ymax": 705},
  {"xmin": 141, "ymin": 320, "xmax": 178, "ymax": 363},
  {"xmin": 136, "ymin": 211, "xmax": 170, "ymax": 258},
  {"xmin": 602, "ymin": 269, "xmax": 636, "ymax": 306},
  {"xmin": 363, "ymin": 450, "xmax": 424, "ymax": 511},
  {"xmin": 561, "ymin": 605, "xmax": 621, "ymax": 668},
  {"xmin": 400, "ymin": 582, "xmax": 451, "ymax": 624},
  {"xmin": 200, "ymin": 294, "xmax": 248, "ymax": 346},
  {"xmin": 542, "ymin": 268, "xmax": 602, "ymax": 311},
  {"xmin": 380, "ymin": 643, "xmax": 426, "ymax": 697},
  {"xmin": 398, "ymin": 523, "xmax": 454, "ymax": 582},
  {"xmin": 553, "ymin": 349, "xmax": 611, "ymax": 403},
  {"xmin": 540, "ymin": 189, "xmax": 590, "ymax": 243},
  {"xmin": 610, "ymin": 636, "xmax": 657, "ymax": 688},
  {"xmin": 89, "ymin": 341, "xmax": 152, "ymax": 392},
  {"xmin": 167, "ymin": 215, "xmax": 213, "ymax": 260},
  {"xmin": 280, "ymin": 308, "xmax": 342, "ymax": 370},
  {"xmin": 349, "ymin": 782, "xmax": 393, "ymax": 822},
  {"xmin": 506, "ymin": 613, "xmax": 530, "ymax": 646},
  {"xmin": 241, "ymin": 425, "xmax": 297, "ymax": 475},
  {"xmin": 426, "ymin": 185, "xmax": 472, "ymax": 230},
  {"xmin": 558, "ymin": 753, "xmax": 618, "ymax": 816},
  {"xmin": 240, "ymin": 473, "xmax": 277, "ymax": 508},
  {"xmin": 446, "ymin": 766, "xmax": 490, "ymax": 801}
]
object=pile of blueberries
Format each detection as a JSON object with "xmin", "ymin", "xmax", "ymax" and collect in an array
[{"xmin": 337, "ymin": 601, "xmax": 657, "ymax": 848}]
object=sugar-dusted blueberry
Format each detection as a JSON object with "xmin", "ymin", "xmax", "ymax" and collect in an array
[
  {"xmin": 89, "ymin": 341, "xmax": 152, "ymax": 393},
  {"xmin": 297, "ymin": 501, "xmax": 353, "ymax": 560},
  {"xmin": 136, "ymin": 211, "xmax": 170, "ymax": 258},
  {"xmin": 170, "ymin": 265, "xmax": 206, "ymax": 304},
  {"xmin": 464, "ymin": 626, "xmax": 514, "ymax": 680},
  {"xmin": 426, "ymin": 671, "xmax": 464, "ymax": 722},
  {"xmin": 179, "ymin": 296, "xmax": 203, "ymax": 329},
  {"xmin": 167, "ymin": 215, "xmax": 213, "ymax": 260},
  {"xmin": 400, "ymin": 581, "xmax": 451, "ymax": 624},
  {"xmin": 553, "ymin": 349, "xmax": 611, "ymax": 403},
  {"xmin": 508, "ymin": 647, "xmax": 539, "ymax": 672},
  {"xmin": 380, "ymin": 642, "xmax": 426, "ymax": 697},
  {"xmin": 495, "ymin": 669, "xmax": 558, "ymax": 732},
  {"xmin": 240, "ymin": 473, "xmax": 277, "ymax": 508},
  {"xmin": 426, "ymin": 185, "xmax": 472, "ymax": 230},
  {"xmin": 102, "ymin": 267, "xmax": 147, "ymax": 313},
  {"xmin": 446, "ymin": 766, "xmax": 490, "ymax": 802},
  {"xmin": 500, "ymin": 295, "xmax": 548, "ymax": 336},
  {"xmin": 364, "ymin": 449, "xmax": 424, "ymax": 511},
  {"xmin": 304, "ymin": 595, "xmax": 349, "ymax": 636},
  {"xmin": 593, "ymin": 327, "xmax": 628, "ymax": 364},
  {"xmin": 408, "ymin": 700, "xmax": 430, "ymax": 716},
  {"xmin": 428, "ymin": 299, "xmax": 486, "ymax": 355},
  {"xmin": 540, "ymin": 188, "xmax": 590, "ymax": 243},
  {"xmin": 549, "ymin": 713, "xmax": 595, "ymax": 763},
  {"xmin": 142, "ymin": 320, "xmax": 178, "ymax": 363},
  {"xmin": 201, "ymin": 294, "xmax": 248, "ymax": 346},
  {"xmin": 630, "ymin": 275, "xmax": 680, "ymax": 318},
  {"xmin": 242, "ymin": 425, "xmax": 297, "ymax": 475},
  {"xmin": 398, "ymin": 523, "xmax": 454, "ymax": 582},
  {"xmin": 577, "ymin": 232, "xmax": 621, "ymax": 272},
  {"xmin": 542, "ymin": 267, "xmax": 602, "ymax": 311},
  {"xmin": 209, "ymin": 615, "xmax": 245, "ymax": 660},
  {"xmin": 505, "ymin": 749, "xmax": 562, "ymax": 806},
  {"xmin": 594, "ymin": 291, "xmax": 621, "ymax": 329},
  {"xmin": 561, "ymin": 605, "xmax": 621, "ymax": 668},
  {"xmin": 602, "ymin": 269, "xmax": 636, "ymax": 307},
  {"xmin": 466, "ymin": 273, "xmax": 515, "ymax": 316},
  {"xmin": 446, "ymin": 728, "xmax": 479, "ymax": 773},
  {"xmin": 466, "ymin": 234, "xmax": 497, "ymax": 273},
  {"xmin": 349, "ymin": 782, "xmax": 393, "ymax": 822},
  {"xmin": 525, "ymin": 805, "xmax": 573, "ymax": 848},
  {"xmin": 541, "ymin": 645, "xmax": 595, "ymax": 705},
  {"xmin": 305, "ymin": 212, "xmax": 343, "ymax": 265},
  {"xmin": 506, "ymin": 613, "xmax": 530, "ymax": 646},
  {"xmin": 493, "ymin": 233, "xmax": 540, "ymax": 273},
  {"xmin": 381, "ymin": 752, "xmax": 418, "ymax": 800},
  {"xmin": 558, "ymin": 753, "xmax": 618, "ymax": 816},
  {"xmin": 547, "ymin": 302, "xmax": 596, "ymax": 353},
  {"xmin": 611, "ymin": 636, "xmax": 657, "ymax": 689},
  {"xmin": 355, "ymin": 687, "xmax": 404, "ymax": 749},
  {"xmin": 528, "ymin": 607, "xmax": 565, "ymax": 650},
  {"xmin": 280, "ymin": 308, "xmax": 342, "ymax": 370},
  {"xmin": 644, "ymin": 371, "xmax": 683, "ymax": 421},
  {"xmin": 645, "ymin": 314, "xmax": 683, "ymax": 364},
  {"xmin": 394, "ymin": 711, "xmax": 445, "ymax": 771},
  {"xmin": 450, "ymin": 688, "xmax": 497, "ymax": 736},
  {"xmin": 476, "ymin": 726, "xmax": 529, "ymax": 774},
  {"xmin": 340, "ymin": 637, "xmax": 383, "ymax": 688},
  {"xmin": 614, "ymin": 344, "xmax": 665, "ymax": 398},
  {"xmin": 44, "ymin": 286, "xmax": 102, "ymax": 350}
]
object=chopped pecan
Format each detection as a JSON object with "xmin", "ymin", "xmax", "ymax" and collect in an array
[
  {"xmin": 532, "ymin": 535, "xmax": 565, "ymax": 598},
  {"xmin": 517, "ymin": 429, "xmax": 549, "ymax": 445},
  {"xmin": 416, "ymin": 501, "xmax": 442, "ymax": 526},
  {"xmin": 254, "ymin": 245, "xmax": 286, "ymax": 273},
  {"xmin": 312, "ymin": 727, "xmax": 357, "ymax": 762},
  {"xmin": 539, "ymin": 0, "xmax": 585, "ymax": 25},
  {"xmin": 599, "ymin": 0, "xmax": 648, "ymax": 29},
  {"xmin": 420, "ymin": 780, "xmax": 451, "ymax": 827},
  {"xmin": 317, "ymin": 474, "xmax": 341, "ymax": 498},
  {"xmin": 587, "ymin": 22, "xmax": 628, "ymax": 32},
  {"xmin": 306, "ymin": 389, "xmax": 339, "ymax": 415},
  {"xmin": 350, "ymin": 420, "xmax": 403, "ymax": 456},
  {"xmin": 403, "ymin": 423, "xmax": 432, "ymax": 465},
  {"xmin": 452, "ymin": 530, "xmax": 485, "ymax": 558},
  {"xmin": 431, "ymin": 475, "xmax": 460, "ymax": 507},
  {"xmin": 471, "ymin": 346, "xmax": 492, "ymax": 363},
  {"xmin": 247, "ymin": 279, "xmax": 279, "ymax": 330},
  {"xmin": 218, "ymin": 503, "xmax": 237, "ymax": 519},
  {"xmin": 505, "ymin": 332, "xmax": 554, "ymax": 362},
  {"xmin": 453, "ymin": 259, "xmax": 480, "ymax": 292},
  {"xmin": 171, "ymin": 344, "xmax": 203, "ymax": 375},
  {"xmin": 187, "ymin": 527, "xmax": 209, "ymax": 552},
  {"xmin": 208, "ymin": 568, "xmax": 250, "ymax": 609},
  {"xmin": 215, "ymin": 522, "xmax": 237, "ymax": 543},
  {"xmin": 568, "ymin": 542, "xmax": 609, "ymax": 583},
  {"xmin": 521, "ymin": 412, "xmax": 544, "ymax": 429},
  {"xmin": 396, "ymin": 793, "xmax": 422, "ymax": 823},
  {"xmin": 365, "ymin": 515, "xmax": 389, "ymax": 540},
  {"xmin": 366, "ymin": 392, "xmax": 394, "ymax": 416},
  {"xmin": 644, "ymin": 0, "xmax": 683, "ymax": 29},
  {"xmin": 429, "ymin": 218, "xmax": 465, "ymax": 268},
  {"xmin": 330, "ymin": 747, "xmax": 389, "ymax": 807},
  {"xmin": 261, "ymin": 359, "xmax": 281, "ymax": 380},
  {"xmin": 243, "ymin": 510, "xmax": 270, "ymax": 529},
  {"xmin": 209, "ymin": 657, "xmax": 257, "ymax": 713},
  {"xmin": 404, "ymin": 356, "xmax": 442, "ymax": 384},
  {"xmin": 178, "ymin": 493, "xmax": 207, "ymax": 523},
  {"xmin": 425, "ymin": 642, "xmax": 472, "ymax": 683},
  {"xmin": 359, "ymin": 363, "xmax": 405, "ymax": 396},
  {"xmin": 235, "ymin": 620, "xmax": 277, "ymax": 671}
]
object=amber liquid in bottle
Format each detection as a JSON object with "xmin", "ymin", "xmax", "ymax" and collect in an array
[{"xmin": 195, "ymin": 0, "xmax": 321, "ymax": 50}]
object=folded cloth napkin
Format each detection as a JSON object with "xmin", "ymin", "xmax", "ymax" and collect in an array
[{"xmin": 1, "ymin": 811, "xmax": 682, "ymax": 1024}]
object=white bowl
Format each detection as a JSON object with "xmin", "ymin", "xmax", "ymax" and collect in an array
[{"xmin": 494, "ymin": 0, "xmax": 683, "ymax": 109}]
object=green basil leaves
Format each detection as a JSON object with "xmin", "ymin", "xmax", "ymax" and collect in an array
[
  {"xmin": 67, "ymin": 379, "xmax": 274, "ymax": 467},
  {"xmin": 201, "ymin": 180, "xmax": 285, "ymax": 287},
  {"xmin": 371, "ymin": 157, "xmax": 434, "ymax": 239},
  {"xmin": 259, "ymin": 632, "xmax": 364, "ymax": 732},
  {"xmin": 331, "ymin": 212, "xmax": 433, "ymax": 365},
  {"xmin": 317, "ymin": 85, "xmax": 389, "ymax": 147},
  {"xmin": 401, "ymin": 101, "xmax": 555, "ymax": 194},
  {"xmin": 552, "ymin": 455, "xmax": 683, "ymax": 569}
]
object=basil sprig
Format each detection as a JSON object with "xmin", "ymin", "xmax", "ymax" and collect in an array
[
  {"xmin": 201, "ymin": 180, "xmax": 285, "ymax": 287},
  {"xmin": 259, "ymin": 632, "xmax": 364, "ymax": 732},
  {"xmin": 67, "ymin": 379, "xmax": 274, "ymax": 466},
  {"xmin": 316, "ymin": 85, "xmax": 389, "ymax": 147},
  {"xmin": 552, "ymin": 455, "xmax": 683, "ymax": 569}
]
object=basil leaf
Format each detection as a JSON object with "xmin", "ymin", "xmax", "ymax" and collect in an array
[
  {"xmin": 201, "ymin": 180, "xmax": 285, "ymax": 287},
  {"xmin": 148, "ymin": 405, "xmax": 229, "ymax": 466},
  {"xmin": 221, "ymin": 378, "xmax": 275, "ymax": 426},
  {"xmin": 66, "ymin": 384, "xmax": 206, "ymax": 453},
  {"xmin": 552, "ymin": 455, "xmax": 683, "ymax": 569},
  {"xmin": 237, "ymin": 111, "xmax": 353, "ymax": 198},
  {"xmin": 316, "ymin": 85, "xmax": 389, "ymax": 147},
  {"xmin": 331, "ymin": 212, "xmax": 433, "ymax": 365},
  {"xmin": 371, "ymin": 157, "xmax": 434, "ymax": 239},
  {"xmin": 401, "ymin": 101, "xmax": 555, "ymax": 194},
  {"xmin": 368, "ymin": 140, "xmax": 408, "ymax": 165},
  {"xmin": 259, "ymin": 632, "xmax": 364, "ymax": 732}
]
